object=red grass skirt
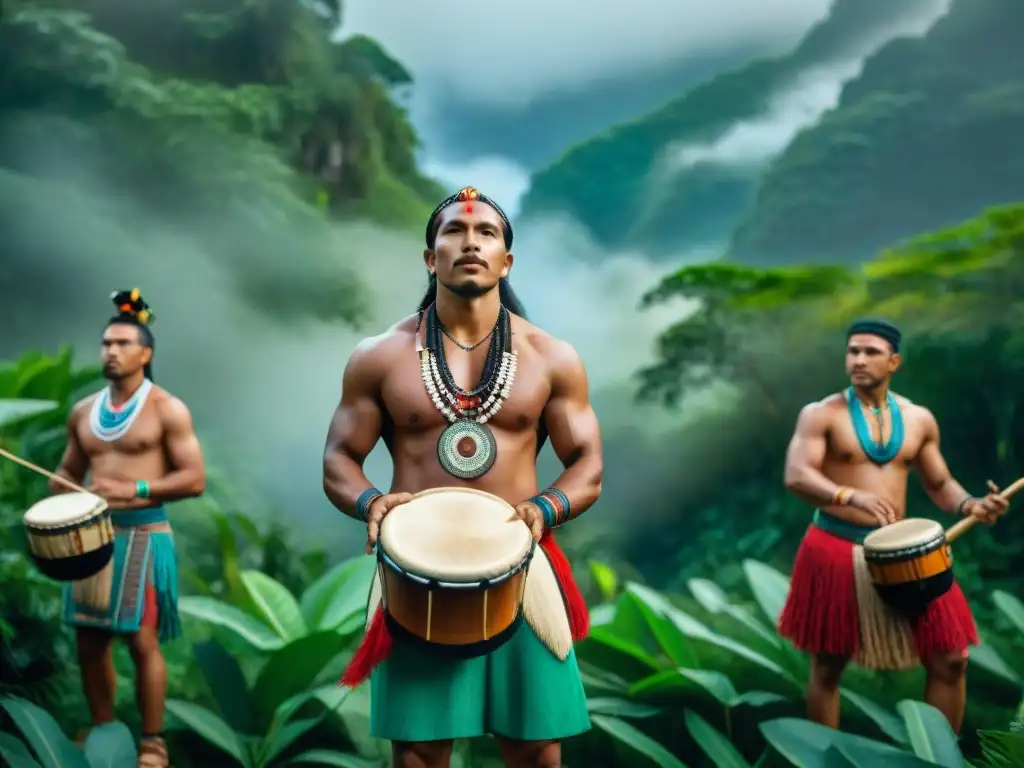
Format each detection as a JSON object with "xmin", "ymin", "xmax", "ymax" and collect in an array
[
  {"xmin": 340, "ymin": 531, "xmax": 589, "ymax": 688},
  {"xmin": 777, "ymin": 525, "xmax": 979, "ymax": 663}
]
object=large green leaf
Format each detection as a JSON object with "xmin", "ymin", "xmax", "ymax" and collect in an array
[
  {"xmin": 897, "ymin": 700, "xmax": 965, "ymax": 767},
  {"xmin": 81, "ymin": 722, "xmax": 136, "ymax": 768},
  {"xmin": 194, "ymin": 640, "xmax": 255, "ymax": 735},
  {"xmin": 840, "ymin": 689, "xmax": 909, "ymax": 744},
  {"xmin": 241, "ymin": 570, "xmax": 307, "ymax": 642},
  {"xmin": 630, "ymin": 667, "xmax": 785, "ymax": 709},
  {"xmin": 623, "ymin": 584, "xmax": 700, "ymax": 667},
  {"xmin": 627, "ymin": 583, "xmax": 791, "ymax": 680},
  {"xmin": 586, "ymin": 697, "xmax": 661, "ymax": 718},
  {"xmin": 0, "ymin": 732, "xmax": 43, "ymax": 768},
  {"xmin": 686, "ymin": 577, "xmax": 780, "ymax": 648},
  {"xmin": 284, "ymin": 750, "xmax": 380, "ymax": 766},
  {"xmin": 684, "ymin": 710, "xmax": 750, "ymax": 768},
  {"xmin": 576, "ymin": 625, "xmax": 664, "ymax": 682},
  {"xmin": 0, "ymin": 696, "xmax": 88, "ymax": 768},
  {"xmin": 258, "ymin": 716, "xmax": 323, "ymax": 768},
  {"xmin": 760, "ymin": 717, "xmax": 934, "ymax": 767},
  {"xmin": 178, "ymin": 595, "xmax": 285, "ymax": 652},
  {"xmin": 992, "ymin": 590, "xmax": 1024, "ymax": 635},
  {"xmin": 970, "ymin": 642, "xmax": 1022, "ymax": 686},
  {"xmin": 741, "ymin": 560, "xmax": 790, "ymax": 625},
  {"xmin": 165, "ymin": 699, "xmax": 250, "ymax": 767},
  {"xmin": 250, "ymin": 631, "xmax": 350, "ymax": 725},
  {"xmin": 0, "ymin": 399, "xmax": 59, "ymax": 428},
  {"xmin": 299, "ymin": 556, "xmax": 377, "ymax": 633},
  {"xmin": 591, "ymin": 714, "xmax": 688, "ymax": 768}
]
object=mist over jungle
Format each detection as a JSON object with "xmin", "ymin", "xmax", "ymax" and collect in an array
[{"xmin": 0, "ymin": 0, "xmax": 1018, "ymax": 577}]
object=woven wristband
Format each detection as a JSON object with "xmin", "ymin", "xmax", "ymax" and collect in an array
[
  {"xmin": 529, "ymin": 494, "xmax": 557, "ymax": 528},
  {"xmin": 544, "ymin": 487, "xmax": 571, "ymax": 526},
  {"xmin": 355, "ymin": 487, "xmax": 383, "ymax": 523}
]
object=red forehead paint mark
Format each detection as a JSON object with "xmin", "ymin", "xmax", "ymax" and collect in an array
[{"xmin": 464, "ymin": 203, "xmax": 474, "ymax": 213}]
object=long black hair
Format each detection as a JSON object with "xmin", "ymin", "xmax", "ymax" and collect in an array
[{"xmin": 417, "ymin": 274, "xmax": 528, "ymax": 319}]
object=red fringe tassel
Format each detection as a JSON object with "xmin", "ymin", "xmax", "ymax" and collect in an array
[
  {"xmin": 778, "ymin": 525, "xmax": 861, "ymax": 658},
  {"xmin": 912, "ymin": 581, "xmax": 979, "ymax": 661},
  {"xmin": 778, "ymin": 525, "xmax": 980, "ymax": 662},
  {"xmin": 339, "ymin": 530, "xmax": 587, "ymax": 688}
]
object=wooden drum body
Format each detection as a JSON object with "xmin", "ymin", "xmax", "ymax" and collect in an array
[
  {"xmin": 863, "ymin": 518, "xmax": 953, "ymax": 616},
  {"xmin": 376, "ymin": 487, "xmax": 535, "ymax": 658},
  {"xmin": 23, "ymin": 492, "xmax": 114, "ymax": 582}
]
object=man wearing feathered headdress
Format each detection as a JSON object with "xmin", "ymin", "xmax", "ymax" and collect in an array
[
  {"xmin": 323, "ymin": 187, "xmax": 604, "ymax": 767},
  {"xmin": 50, "ymin": 289, "xmax": 207, "ymax": 768}
]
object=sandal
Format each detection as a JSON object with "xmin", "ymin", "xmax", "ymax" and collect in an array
[{"xmin": 138, "ymin": 736, "xmax": 170, "ymax": 768}]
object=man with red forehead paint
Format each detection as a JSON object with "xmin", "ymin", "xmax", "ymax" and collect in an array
[{"xmin": 322, "ymin": 187, "xmax": 603, "ymax": 768}]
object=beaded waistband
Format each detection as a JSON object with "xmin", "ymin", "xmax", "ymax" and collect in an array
[
  {"xmin": 111, "ymin": 507, "xmax": 168, "ymax": 527},
  {"xmin": 812, "ymin": 509, "xmax": 877, "ymax": 544}
]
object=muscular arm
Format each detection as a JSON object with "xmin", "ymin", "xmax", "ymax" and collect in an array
[
  {"xmin": 50, "ymin": 405, "xmax": 90, "ymax": 494},
  {"xmin": 783, "ymin": 403, "xmax": 877, "ymax": 524},
  {"xmin": 145, "ymin": 398, "xmax": 206, "ymax": 501},
  {"xmin": 322, "ymin": 342, "xmax": 384, "ymax": 520},
  {"xmin": 539, "ymin": 341, "xmax": 603, "ymax": 523},
  {"xmin": 913, "ymin": 408, "xmax": 971, "ymax": 515}
]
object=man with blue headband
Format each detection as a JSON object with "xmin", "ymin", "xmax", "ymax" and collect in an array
[{"xmin": 778, "ymin": 317, "xmax": 1008, "ymax": 734}]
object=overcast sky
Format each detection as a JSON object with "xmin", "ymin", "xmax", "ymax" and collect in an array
[{"xmin": 343, "ymin": 0, "xmax": 834, "ymax": 108}]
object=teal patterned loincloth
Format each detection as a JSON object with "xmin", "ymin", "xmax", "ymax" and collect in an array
[{"xmin": 62, "ymin": 507, "xmax": 181, "ymax": 643}]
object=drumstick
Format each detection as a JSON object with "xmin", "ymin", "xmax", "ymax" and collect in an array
[
  {"xmin": 0, "ymin": 446, "xmax": 91, "ymax": 495},
  {"xmin": 944, "ymin": 475, "xmax": 1024, "ymax": 543}
]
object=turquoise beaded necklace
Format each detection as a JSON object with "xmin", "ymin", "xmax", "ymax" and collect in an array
[{"xmin": 846, "ymin": 386, "xmax": 904, "ymax": 464}]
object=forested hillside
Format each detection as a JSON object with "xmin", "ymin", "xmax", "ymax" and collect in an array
[
  {"xmin": 518, "ymin": 0, "xmax": 944, "ymax": 255},
  {"xmin": 727, "ymin": 0, "xmax": 1024, "ymax": 264},
  {"xmin": 0, "ymin": 0, "xmax": 443, "ymax": 324}
]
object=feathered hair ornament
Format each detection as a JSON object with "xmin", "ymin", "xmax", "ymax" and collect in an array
[{"xmin": 110, "ymin": 288, "xmax": 154, "ymax": 326}]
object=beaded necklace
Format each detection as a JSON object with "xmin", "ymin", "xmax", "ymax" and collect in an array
[
  {"xmin": 89, "ymin": 379, "xmax": 153, "ymax": 442},
  {"xmin": 418, "ymin": 303, "xmax": 517, "ymax": 478},
  {"xmin": 846, "ymin": 386, "xmax": 905, "ymax": 464}
]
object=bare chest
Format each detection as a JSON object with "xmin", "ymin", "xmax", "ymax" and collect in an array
[
  {"xmin": 827, "ymin": 410, "xmax": 923, "ymax": 467},
  {"xmin": 380, "ymin": 348, "xmax": 550, "ymax": 434},
  {"xmin": 77, "ymin": 402, "xmax": 165, "ymax": 459}
]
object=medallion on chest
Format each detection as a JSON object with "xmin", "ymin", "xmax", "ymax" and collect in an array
[{"xmin": 418, "ymin": 304, "xmax": 517, "ymax": 479}]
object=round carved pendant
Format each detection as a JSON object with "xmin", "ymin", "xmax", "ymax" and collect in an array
[{"xmin": 437, "ymin": 420, "xmax": 497, "ymax": 479}]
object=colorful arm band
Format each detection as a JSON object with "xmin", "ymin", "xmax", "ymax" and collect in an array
[
  {"xmin": 529, "ymin": 487, "xmax": 572, "ymax": 528},
  {"xmin": 135, "ymin": 480, "xmax": 150, "ymax": 500},
  {"xmin": 355, "ymin": 487, "xmax": 383, "ymax": 522}
]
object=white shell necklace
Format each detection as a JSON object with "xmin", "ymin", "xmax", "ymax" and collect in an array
[{"xmin": 88, "ymin": 378, "xmax": 153, "ymax": 442}]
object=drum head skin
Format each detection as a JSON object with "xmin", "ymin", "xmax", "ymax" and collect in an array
[
  {"xmin": 23, "ymin": 492, "xmax": 107, "ymax": 528},
  {"xmin": 379, "ymin": 487, "xmax": 532, "ymax": 581},
  {"xmin": 863, "ymin": 518, "xmax": 943, "ymax": 550}
]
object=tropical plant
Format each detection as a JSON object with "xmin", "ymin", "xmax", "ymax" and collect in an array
[
  {"xmin": 169, "ymin": 557, "xmax": 383, "ymax": 764},
  {"xmin": 0, "ymin": 696, "xmax": 138, "ymax": 768}
]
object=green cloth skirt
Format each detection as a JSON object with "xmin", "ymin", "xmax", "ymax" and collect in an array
[{"xmin": 370, "ymin": 620, "xmax": 590, "ymax": 742}]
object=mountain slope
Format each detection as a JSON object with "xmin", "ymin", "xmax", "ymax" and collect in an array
[
  {"xmin": 727, "ymin": 0, "xmax": 1024, "ymax": 265},
  {"xmin": 518, "ymin": 0, "xmax": 946, "ymax": 256}
]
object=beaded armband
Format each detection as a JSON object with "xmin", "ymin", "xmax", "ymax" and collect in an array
[
  {"xmin": 529, "ymin": 487, "xmax": 572, "ymax": 528},
  {"xmin": 355, "ymin": 487, "xmax": 383, "ymax": 523}
]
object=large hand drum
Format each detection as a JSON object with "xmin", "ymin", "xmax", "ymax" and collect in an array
[
  {"xmin": 863, "ymin": 476, "xmax": 1022, "ymax": 617},
  {"xmin": 23, "ymin": 492, "xmax": 114, "ymax": 581},
  {"xmin": 376, "ymin": 487, "xmax": 535, "ymax": 658}
]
